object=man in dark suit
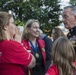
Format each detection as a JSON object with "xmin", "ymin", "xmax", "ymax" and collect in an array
[
  {"xmin": 62, "ymin": 6, "xmax": 76, "ymax": 52},
  {"xmin": 39, "ymin": 29, "xmax": 53, "ymax": 74}
]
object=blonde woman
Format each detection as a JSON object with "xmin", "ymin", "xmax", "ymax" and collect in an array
[
  {"xmin": 22, "ymin": 19, "xmax": 46, "ymax": 75},
  {"xmin": 0, "ymin": 12, "xmax": 36, "ymax": 75}
]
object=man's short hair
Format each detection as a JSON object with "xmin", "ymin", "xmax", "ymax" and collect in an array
[{"xmin": 64, "ymin": 6, "xmax": 76, "ymax": 13}]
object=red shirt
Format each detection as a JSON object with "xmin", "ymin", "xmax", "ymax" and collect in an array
[
  {"xmin": 45, "ymin": 62, "xmax": 76, "ymax": 75},
  {"xmin": 45, "ymin": 64, "xmax": 59, "ymax": 75},
  {"xmin": 0, "ymin": 40, "xmax": 32, "ymax": 75}
]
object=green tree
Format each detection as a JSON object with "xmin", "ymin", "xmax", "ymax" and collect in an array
[
  {"xmin": 70, "ymin": 0, "xmax": 76, "ymax": 5},
  {"xmin": 0, "ymin": 0, "xmax": 61, "ymax": 36}
]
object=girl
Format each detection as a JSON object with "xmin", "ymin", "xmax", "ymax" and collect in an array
[{"xmin": 45, "ymin": 37, "xmax": 76, "ymax": 75}]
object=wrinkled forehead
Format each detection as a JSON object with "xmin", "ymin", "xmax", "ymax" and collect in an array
[
  {"xmin": 64, "ymin": 8, "xmax": 72, "ymax": 13},
  {"xmin": 61, "ymin": 8, "xmax": 72, "ymax": 16}
]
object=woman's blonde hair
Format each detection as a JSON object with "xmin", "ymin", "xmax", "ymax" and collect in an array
[
  {"xmin": 52, "ymin": 37, "xmax": 76, "ymax": 75},
  {"xmin": 22, "ymin": 19, "xmax": 39, "ymax": 40},
  {"xmin": 0, "ymin": 12, "xmax": 13, "ymax": 40}
]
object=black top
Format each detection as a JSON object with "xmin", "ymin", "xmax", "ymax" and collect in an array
[
  {"xmin": 31, "ymin": 46, "xmax": 44, "ymax": 75},
  {"xmin": 67, "ymin": 26, "xmax": 76, "ymax": 53},
  {"xmin": 42, "ymin": 35, "xmax": 53, "ymax": 73},
  {"xmin": 67, "ymin": 26, "xmax": 76, "ymax": 39}
]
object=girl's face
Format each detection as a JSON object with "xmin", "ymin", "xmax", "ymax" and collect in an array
[{"xmin": 28, "ymin": 22, "xmax": 40, "ymax": 38}]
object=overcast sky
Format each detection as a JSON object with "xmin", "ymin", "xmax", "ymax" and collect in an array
[{"xmin": 60, "ymin": 0, "xmax": 70, "ymax": 9}]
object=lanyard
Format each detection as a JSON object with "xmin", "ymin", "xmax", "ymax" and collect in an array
[{"xmin": 30, "ymin": 41, "xmax": 38, "ymax": 53}]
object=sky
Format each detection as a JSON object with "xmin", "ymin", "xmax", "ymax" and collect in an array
[
  {"xmin": 59, "ymin": 0, "xmax": 70, "ymax": 22},
  {"xmin": 60, "ymin": 0, "xmax": 70, "ymax": 9},
  {"xmin": 61, "ymin": 0, "xmax": 70, "ymax": 2}
]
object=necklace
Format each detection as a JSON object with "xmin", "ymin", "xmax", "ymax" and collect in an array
[
  {"xmin": 30, "ymin": 41, "xmax": 39, "ymax": 58},
  {"xmin": 35, "ymin": 53, "xmax": 39, "ymax": 58}
]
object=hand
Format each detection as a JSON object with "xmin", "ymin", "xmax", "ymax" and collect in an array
[{"xmin": 14, "ymin": 26, "xmax": 23, "ymax": 43}]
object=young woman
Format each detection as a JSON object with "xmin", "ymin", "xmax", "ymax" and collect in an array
[
  {"xmin": 22, "ymin": 19, "xmax": 46, "ymax": 75},
  {"xmin": 45, "ymin": 37, "xmax": 76, "ymax": 75},
  {"xmin": 0, "ymin": 12, "xmax": 36, "ymax": 75}
]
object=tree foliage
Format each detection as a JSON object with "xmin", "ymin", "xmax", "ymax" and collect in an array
[
  {"xmin": 0, "ymin": 0, "xmax": 61, "ymax": 36},
  {"xmin": 70, "ymin": 0, "xmax": 76, "ymax": 5}
]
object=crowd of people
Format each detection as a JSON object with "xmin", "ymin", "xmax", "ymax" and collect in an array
[{"xmin": 0, "ymin": 5, "xmax": 76, "ymax": 75}]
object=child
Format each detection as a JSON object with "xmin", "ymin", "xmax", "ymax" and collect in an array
[{"xmin": 45, "ymin": 37, "xmax": 76, "ymax": 75}]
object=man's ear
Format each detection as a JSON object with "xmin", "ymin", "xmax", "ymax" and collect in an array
[
  {"xmin": 74, "ymin": 14, "xmax": 76, "ymax": 20},
  {"xmin": 3, "ymin": 25, "xmax": 8, "ymax": 30}
]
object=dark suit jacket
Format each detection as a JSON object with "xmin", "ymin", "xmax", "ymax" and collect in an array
[
  {"xmin": 67, "ymin": 26, "xmax": 76, "ymax": 53},
  {"xmin": 42, "ymin": 35, "xmax": 53, "ymax": 73},
  {"xmin": 67, "ymin": 26, "xmax": 76, "ymax": 39}
]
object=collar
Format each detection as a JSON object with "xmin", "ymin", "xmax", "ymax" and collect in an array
[{"xmin": 69, "ymin": 26, "xmax": 76, "ymax": 33}]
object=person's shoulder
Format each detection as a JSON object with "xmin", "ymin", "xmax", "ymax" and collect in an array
[
  {"xmin": 38, "ymin": 39, "xmax": 45, "ymax": 43},
  {"xmin": 51, "ymin": 64, "xmax": 59, "ymax": 73},
  {"xmin": 22, "ymin": 39, "xmax": 29, "ymax": 43},
  {"xmin": 45, "ymin": 64, "xmax": 59, "ymax": 75},
  {"xmin": 0, "ymin": 40, "xmax": 23, "ymax": 51},
  {"xmin": 5, "ymin": 40, "xmax": 22, "ymax": 48},
  {"xmin": 21, "ymin": 39, "xmax": 29, "ymax": 46},
  {"xmin": 50, "ymin": 64, "xmax": 58, "ymax": 69},
  {"xmin": 44, "ymin": 36, "xmax": 52, "ymax": 42},
  {"xmin": 1, "ymin": 40, "xmax": 19, "ymax": 45},
  {"xmin": 9, "ymin": 40, "xmax": 21, "ymax": 45},
  {"xmin": 74, "ymin": 61, "xmax": 76, "ymax": 66},
  {"xmin": 37, "ymin": 39, "xmax": 45, "ymax": 47},
  {"xmin": 22, "ymin": 39, "xmax": 28, "ymax": 42}
]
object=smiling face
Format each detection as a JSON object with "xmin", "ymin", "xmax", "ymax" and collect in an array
[
  {"xmin": 62, "ymin": 8, "xmax": 76, "ymax": 29},
  {"xmin": 27, "ymin": 22, "xmax": 40, "ymax": 38}
]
